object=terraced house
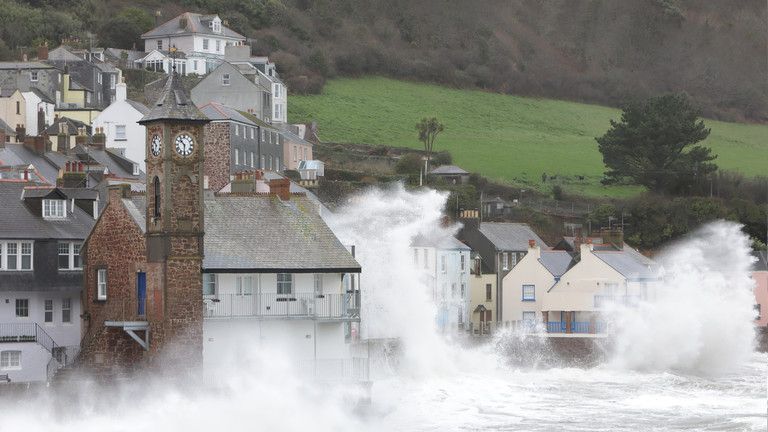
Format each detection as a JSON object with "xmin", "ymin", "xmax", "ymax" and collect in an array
[{"xmin": 0, "ymin": 176, "xmax": 98, "ymax": 382}]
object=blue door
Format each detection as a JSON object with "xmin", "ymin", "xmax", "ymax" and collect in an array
[{"xmin": 137, "ymin": 272, "xmax": 146, "ymax": 317}]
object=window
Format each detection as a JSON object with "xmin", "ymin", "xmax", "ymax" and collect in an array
[
  {"xmin": 215, "ymin": 40, "xmax": 221, "ymax": 52},
  {"xmin": 222, "ymin": 73, "xmax": 230, "ymax": 86},
  {"xmin": 193, "ymin": 60, "xmax": 198, "ymax": 71},
  {"xmin": 268, "ymin": 155, "xmax": 273, "ymax": 170},
  {"xmin": 6, "ymin": 243, "xmax": 17, "ymax": 270},
  {"xmin": 261, "ymin": 129, "xmax": 265, "ymax": 141},
  {"xmin": 97, "ymin": 269, "xmax": 107, "ymax": 300},
  {"xmin": 461, "ymin": 283, "xmax": 466, "ymax": 298},
  {"xmin": 115, "ymin": 125, "xmax": 126, "ymax": 140},
  {"xmin": 277, "ymin": 273, "xmax": 293, "ymax": 295},
  {"xmin": 236, "ymin": 275, "xmax": 253, "ymax": 296},
  {"xmin": 3, "ymin": 241, "xmax": 34, "ymax": 271},
  {"xmin": 511, "ymin": 253, "xmax": 518, "ymax": 268},
  {"xmin": 58, "ymin": 242, "xmax": 82, "ymax": 270},
  {"xmin": 15, "ymin": 299, "xmax": 28, "ymax": 317},
  {"xmin": 203, "ymin": 273, "xmax": 216, "ymax": 296},
  {"xmin": 0, "ymin": 351, "xmax": 21, "ymax": 370},
  {"xmin": 314, "ymin": 274, "xmax": 323, "ymax": 294},
  {"xmin": 274, "ymin": 84, "xmax": 281, "ymax": 98},
  {"xmin": 485, "ymin": 284, "xmax": 492, "ymax": 301},
  {"xmin": 250, "ymin": 152, "xmax": 255, "ymax": 167},
  {"xmin": 234, "ymin": 148, "xmax": 239, "ymax": 165},
  {"xmin": 212, "ymin": 20, "xmax": 222, "ymax": 33},
  {"xmin": 451, "ymin": 283, "xmax": 457, "ymax": 297},
  {"xmin": 413, "ymin": 248, "xmax": 419, "ymax": 265},
  {"xmin": 522, "ymin": 311, "xmax": 536, "ymax": 324},
  {"xmin": 132, "ymin": 164, "xmax": 140, "ymax": 176},
  {"xmin": 275, "ymin": 157, "xmax": 280, "ymax": 171},
  {"xmin": 203, "ymin": 39, "xmax": 209, "ymax": 50},
  {"xmin": 21, "ymin": 243, "xmax": 31, "ymax": 270},
  {"xmin": 157, "ymin": 40, "xmax": 163, "ymax": 50},
  {"xmin": 62, "ymin": 298, "xmax": 71, "ymax": 323},
  {"xmin": 293, "ymin": 146, "xmax": 298, "ymax": 162},
  {"xmin": 15, "ymin": 101, "xmax": 20, "ymax": 115},
  {"xmin": 275, "ymin": 104, "xmax": 282, "ymax": 120},
  {"xmin": 461, "ymin": 254, "xmax": 466, "ymax": 271},
  {"xmin": 260, "ymin": 155, "xmax": 265, "ymax": 169},
  {"xmin": 153, "ymin": 177, "xmax": 161, "ymax": 219},
  {"xmin": 522, "ymin": 284, "xmax": 535, "ymax": 301},
  {"xmin": 43, "ymin": 199, "xmax": 66, "ymax": 218},
  {"xmin": 502, "ymin": 252, "xmax": 509, "ymax": 270},
  {"xmin": 44, "ymin": 299, "xmax": 53, "ymax": 323},
  {"xmin": 250, "ymin": 128, "xmax": 255, "ymax": 140},
  {"xmin": 110, "ymin": 75, "xmax": 115, "ymax": 90},
  {"xmin": 423, "ymin": 249, "xmax": 429, "ymax": 269},
  {"xmin": 30, "ymin": 71, "xmax": 38, "ymax": 82},
  {"xmin": 441, "ymin": 255, "xmax": 447, "ymax": 273}
]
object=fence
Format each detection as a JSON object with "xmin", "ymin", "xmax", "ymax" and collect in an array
[
  {"xmin": 204, "ymin": 292, "xmax": 361, "ymax": 320},
  {"xmin": 0, "ymin": 323, "xmax": 57, "ymax": 353}
]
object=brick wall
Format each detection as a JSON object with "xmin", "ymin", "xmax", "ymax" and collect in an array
[{"xmin": 204, "ymin": 122, "xmax": 231, "ymax": 192}]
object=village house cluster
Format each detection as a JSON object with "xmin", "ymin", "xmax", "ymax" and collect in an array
[{"xmin": 0, "ymin": 11, "xmax": 765, "ymax": 385}]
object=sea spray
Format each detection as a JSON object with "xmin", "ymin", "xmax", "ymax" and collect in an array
[{"xmin": 610, "ymin": 221, "xmax": 756, "ymax": 374}]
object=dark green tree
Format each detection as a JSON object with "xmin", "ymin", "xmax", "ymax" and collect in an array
[
  {"xmin": 98, "ymin": 8, "xmax": 154, "ymax": 49},
  {"xmin": 596, "ymin": 94, "xmax": 717, "ymax": 194},
  {"xmin": 415, "ymin": 117, "xmax": 444, "ymax": 172}
]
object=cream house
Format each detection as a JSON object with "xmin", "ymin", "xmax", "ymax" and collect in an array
[{"xmin": 502, "ymin": 238, "xmax": 659, "ymax": 336}]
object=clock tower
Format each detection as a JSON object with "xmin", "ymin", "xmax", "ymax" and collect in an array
[{"xmin": 139, "ymin": 71, "xmax": 209, "ymax": 371}]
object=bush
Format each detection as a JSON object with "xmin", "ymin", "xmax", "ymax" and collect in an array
[
  {"xmin": 431, "ymin": 151, "xmax": 452, "ymax": 166},
  {"xmin": 395, "ymin": 153, "xmax": 423, "ymax": 175}
]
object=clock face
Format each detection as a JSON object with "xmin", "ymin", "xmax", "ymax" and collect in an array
[
  {"xmin": 174, "ymin": 133, "xmax": 194, "ymax": 157},
  {"xmin": 150, "ymin": 134, "xmax": 162, "ymax": 157}
]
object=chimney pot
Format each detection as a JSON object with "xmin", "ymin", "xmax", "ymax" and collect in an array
[{"xmin": 528, "ymin": 239, "xmax": 536, "ymax": 248}]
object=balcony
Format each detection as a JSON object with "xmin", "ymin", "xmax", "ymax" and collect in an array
[
  {"xmin": 544, "ymin": 320, "xmax": 608, "ymax": 334},
  {"xmin": 204, "ymin": 292, "xmax": 361, "ymax": 321}
]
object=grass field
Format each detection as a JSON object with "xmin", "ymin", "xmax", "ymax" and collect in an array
[{"xmin": 289, "ymin": 77, "xmax": 768, "ymax": 198}]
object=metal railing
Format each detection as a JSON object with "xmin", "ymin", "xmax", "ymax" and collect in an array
[
  {"xmin": 0, "ymin": 323, "xmax": 58, "ymax": 354},
  {"xmin": 107, "ymin": 297, "xmax": 149, "ymax": 322},
  {"xmin": 204, "ymin": 292, "xmax": 361, "ymax": 320},
  {"xmin": 546, "ymin": 321, "xmax": 566, "ymax": 333}
]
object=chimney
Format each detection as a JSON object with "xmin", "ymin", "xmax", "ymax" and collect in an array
[
  {"xmin": 15, "ymin": 124, "xmax": 26, "ymax": 143},
  {"xmin": 107, "ymin": 184, "xmax": 130, "ymax": 204},
  {"xmin": 573, "ymin": 227, "xmax": 584, "ymax": 252},
  {"xmin": 91, "ymin": 127, "xmax": 106, "ymax": 149},
  {"xmin": 37, "ymin": 42, "xmax": 48, "ymax": 60},
  {"xmin": 57, "ymin": 121, "xmax": 69, "ymax": 154},
  {"xmin": 268, "ymin": 177, "xmax": 291, "ymax": 201},
  {"xmin": 231, "ymin": 171, "xmax": 256, "ymax": 193},
  {"xmin": 601, "ymin": 228, "xmax": 624, "ymax": 250},
  {"xmin": 528, "ymin": 239, "xmax": 541, "ymax": 259},
  {"xmin": 579, "ymin": 240, "xmax": 594, "ymax": 257},
  {"xmin": 57, "ymin": 160, "xmax": 87, "ymax": 188},
  {"xmin": 74, "ymin": 126, "xmax": 88, "ymax": 147},
  {"xmin": 115, "ymin": 79, "xmax": 127, "ymax": 102},
  {"xmin": 23, "ymin": 135, "xmax": 47, "ymax": 155},
  {"xmin": 37, "ymin": 108, "xmax": 45, "ymax": 134}
]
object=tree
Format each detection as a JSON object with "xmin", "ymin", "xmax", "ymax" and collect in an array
[
  {"xmin": 596, "ymin": 94, "xmax": 717, "ymax": 194},
  {"xmin": 98, "ymin": 8, "xmax": 154, "ymax": 49},
  {"xmin": 415, "ymin": 117, "xmax": 444, "ymax": 172}
]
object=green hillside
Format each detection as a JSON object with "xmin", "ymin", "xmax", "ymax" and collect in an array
[{"xmin": 290, "ymin": 77, "xmax": 768, "ymax": 198}]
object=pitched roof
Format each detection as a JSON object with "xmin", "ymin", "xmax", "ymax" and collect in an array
[
  {"xmin": 126, "ymin": 100, "xmax": 150, "ymax": 115},
  {"xmin": 0, "ymin": 182, "xmax": 96, "ymax": 240},
  {"xmin": 0, "ymin": 62, "xmax": 53, "ymax": 70},
  {"xmin": 478, "ymin": 222, "xmax": 547, "ymax": 251},
  {"xmin": 139, "ymin": 72, "xmax": 209, "ymax": 124},
  {"xmin": 123, "ymin": 193, "xmax": 360, "ymax": 272},
  {"xmin": 593, "ymin": 247, "xmax": 658, "ymax": 280},
  {"xmin": 0, "ymin": 117, "xmax": 13, "ymax": 134},
  {"xmin": 199, "ymin": 101, "xmax": 256, "ymax": 125},
  {"xmin": 141, "ymin": 12, "xmax": 245, "ymax": 40},
  {"xmin": 538, "ymin": 250, "xmax": 574, "ymax": 277},
  {"xmin": 411, "ymin": 234, "xmax": 470, "ymax": 250},
  {"xmin": 430, "ymin": 165, "xmax": 469, "ymax": 175}
]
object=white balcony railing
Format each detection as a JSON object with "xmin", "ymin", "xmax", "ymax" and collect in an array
[{"xmin": 204, "ymin": 292, "xmax": 360, "ymax": 321}]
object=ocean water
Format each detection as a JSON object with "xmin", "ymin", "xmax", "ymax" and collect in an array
[{"xmin": 1, "ymin": 185, "xmax": 765, "ymax": 431}]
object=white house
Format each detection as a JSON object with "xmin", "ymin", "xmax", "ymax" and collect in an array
[
  {"xmin": 21, "ymin": 89, "xmax": 55, "ymax": 136},
  {"xmin": 224, "ymin": 46, "xmax": 287, "ymax": 123},
  {"xmin": 140, "ymin": 13, "xmax": 246, "ymax": 75},
  {"xmin": 0, "ymin": 183, "xmax": 96, "ymax": 382},
  {"xmin": 411, "ymin": 234, "xmax": 472, "ymax": 332},
  {"xmin": 502, "ymin": 237, "xmax": 660, "ymax": 336},
  {"xmin": 92, "ymin": 81, "xmax": 149, "ymax": 170},
  {"xmin": 134, "ymin": 50, "xmax": 209, "ymax": 77}
]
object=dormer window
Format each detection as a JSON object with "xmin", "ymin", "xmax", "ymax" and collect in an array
[
  {"xmin": 212, "ymin": 19, "xmax": 222, "ymax": 34},
  {"xmin": 132, "ymin": 164, "xmax": 139, "ymax": 176},
  {"xmin": 43, "ymin": 199, "xmax": 66, "ymax": 218}
]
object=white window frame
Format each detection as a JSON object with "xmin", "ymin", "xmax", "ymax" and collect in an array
[
  {"xmin": 157, "ymin": 40, "xmax": 163, "ymax": 50},
  {"xmin": 44, "ymin": 299, "xmax": 53, "ymax": 323},
  {"xmin": 43, "ymin": 199, "xmax": 66, "ymax": 219},
  {"xmin": 1, "ymin": 241, "xmax": 34, "ymax": 271},
  {"xmin": 236, "ymin": 275, "xmax": 253, "ymax": 296},
  {"xmin": 97, "ymin": 269, "xmax": 107, "ymax": 300},
  {"xmin": 203, "ymin": 273, "xmax": 216, "ymax": 296},
  {"xmin": 215, "ymin": 40, "xmax": 221, "ymax": 52},
  {"xmin": 313, "ymin": 274, "xmax": 323, "ymax": 294},
  {"xmin": 110, "ymin": 75, "xmax": 115, "ymax": 90},
  {"xmin": 460, "ymin": 254, "xmax": 466, "ymax": 271},
  {"xmin": 115, "ymin": 124, "xmax": 126, "ymax": 140},
  {"xmin": 203, "ymin": 39, "xmax": 209, "ymax": 50},
  {"xmin": 15, "ymin": 299, "xmax": 28, "ymax": 317},
  {"xmin": 30, "ymin": 71, "xmax": 38, "ymax": 82},
  {"xmin": 250, "ymin": 152, "xmax": 255, "ymax": 167},
  {"xmin": 0, "ymin": 351, "xmax": 21, "ymax": 370},
  {"xmin": 277, "ymin": 273, "xmax": 293, "ymax": 296},
  {"xmin": 275, "ymin": 157, "xmax": 280, "ymax": 171},
  {"xmin": 502, "ymin": 252, "xmax": 509, "ymax": 270},
  {"xmin": 58, "ymin": 242, "xmax": 82, "ymax": 270},
  {"xmin": 522, "ymin": 311, "xmax": 537, "ymax": 324},
  {"xmin": 522, "ymin": 284, "xmax": 535, "ymax": 301},
  {"xmin": 441, "ymin": 255, "xmax": 446, "ymax": 273},
  {"xmin": 234, "ymin": 148, "xmax": 239, "ymax": 165},
  {"xmin": 62, "ymin": 298, "xmax": 71, "ymax": 323}
]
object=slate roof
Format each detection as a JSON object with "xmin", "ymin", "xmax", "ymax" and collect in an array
[
  {"xmin": 478, "ymin": 222, "xmax": 547, "ymax": 251},
  {"xmin": 278, "ymin": 128, "xmax": 312, "ymax": 147},
  {"xmin": 0, "ymin": 182, "xmax": 95, "ymax": 240},
  {"xmin": 0, "ymin": 117, "xmax": 13, "ymax": 134},
  {"xmin": 593, "ymin": 247, "xmax": 658, "ymax": 280},
  {"xmin": 139, "ymin": 72, "xmax": 209, "ymax": 124},
  {"xmin": 199, "ymin": 101, "xmax": 256, "ymax": 125},
  {"xmin": 126, "ymin": 100, "xmax": 150, "ymax": 115},
  {"xmin": 124, "ymin": 193, "xmax": 360, "ymax": 272},
  {"xmin": 0, "ymin": 62, "xmax": 53, "ymax": 70},
  {"xmin": 45, "ymin": 117, "xmax": 90, "ymax": 136},
  {"xmin": 538, "ymin": 251, "xmax": 574, "ymax": 277},
  {"xmin": 26, "ymin": 87, "xmax": 55, "ymax": 104},
  {"xmin": 142, "ymin": 12, "xmax": 245, "ymax": 40},
  {"xmin": 752, "ymin": 251, "xmax": 768, "ymax": 272},
  {"xmin": 0, "ymin": 144, "xmax": 59, "ymax": 183},
  {"xmin": 430, "ymin": 165, "xmax": 469, "ymax": 175},
  {"xmin": 411, "ymin": 234, "xmax": 470, "ymax": 250}
]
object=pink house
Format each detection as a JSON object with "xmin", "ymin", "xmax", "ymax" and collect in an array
[{"xmin": 752, "ymin": 251, "xmax": 768, "ymax": 327}]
